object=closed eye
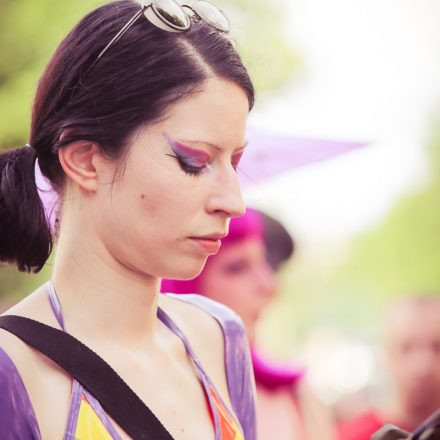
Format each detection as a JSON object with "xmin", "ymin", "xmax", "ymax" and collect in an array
[
  {"xmin": 222, "ymin": 259, "xmax": 249, "ymax": 274},
  {"xmin": 166, "ymin": 153, "xmax": 207, "ymax": 177}
]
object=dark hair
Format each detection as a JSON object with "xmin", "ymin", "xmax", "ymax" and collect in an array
[
  {"xmin": 0, "ymin": 0, "xmax": 254, "ymax": 273},
  {"xmin": 259, "ymin": 211, "xmax": 294, "ymax": 271}
]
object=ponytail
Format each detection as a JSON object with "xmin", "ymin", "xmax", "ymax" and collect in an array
[{"xmin": 0, "ymin": 146, "xmax": 53, "ymax": 272}]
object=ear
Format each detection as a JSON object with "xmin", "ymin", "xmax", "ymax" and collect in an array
[{"xmin": 58, "ymin": 141, "xmax": 102, "ymax": 193}]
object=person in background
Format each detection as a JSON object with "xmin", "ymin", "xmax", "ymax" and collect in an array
[
  {"xmin": 338, "ymin": 295, "xmax": 440, "ymax": 440},
  {"xmin": 162, "ymin": 208, "xmax": 335, "ymax": 439}
]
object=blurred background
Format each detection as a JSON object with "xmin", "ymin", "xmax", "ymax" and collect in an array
[{"xmin": 1, "ymin": 0, "xmax": 440, "ymax": 427}]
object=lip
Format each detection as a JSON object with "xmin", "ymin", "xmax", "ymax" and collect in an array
[
  {"xmin": 195, "ymin": 232, "xmax": 227, "ymax": 240},
  {"xmin": 189, "ymin": 236, "xmax": 224, "ymax": 254}
]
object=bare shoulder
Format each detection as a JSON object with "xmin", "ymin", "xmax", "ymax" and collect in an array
[
  {"xmin": 1, "ymin": 284, "xmax": 61, "ymax": 325},
  {"xmin": 0, "ymin": 326, "xmax": 37, "ymax": 383},
  {"xmin": 0, "ymin": 285, "xmax": 72, "ymax": 439},
  {"xmin": 159, "ymin": 293, "xmax": 225, "ymax": 355},
  {"xmin": 160, "ymin": 292, "xmax": 244, "ymax": 334},
  {"xmin": 159, "ymin": 294, "xmax": 232, "ymax": 406},
  {"xmin": 0, "ymin": 285, "xmax": 49, "ymax": 368},
  {"xmin": 0, "ymin": 284, "xmax": 62, "ymax": 377}
]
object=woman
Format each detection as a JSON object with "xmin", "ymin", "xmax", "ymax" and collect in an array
[
  {"xmin": 162, "ymin": 208, "xmax": 335, "ymax": 439},
  {"xmin": 0, "ymin": 1, "xmax": 256, "ymax": 439}
]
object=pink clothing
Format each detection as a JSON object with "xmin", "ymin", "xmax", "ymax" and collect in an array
[
  {"xmin": 252, "ymin": 348, "xmax": 303, "ymax": 390},
  {"xmin": 338, "ymin": 412, "xmax": 384, "ymax": 440}
]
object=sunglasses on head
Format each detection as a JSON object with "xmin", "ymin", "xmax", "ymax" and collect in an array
[{"xmin": 87, "ymin": 0, "xmax": 229, "ymax": 73}]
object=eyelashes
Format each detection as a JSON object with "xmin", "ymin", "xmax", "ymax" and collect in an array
[
  {"xmin": 166, "ymin": 153, "xmax": 207, "ymax": 177},
  {"xmin": 169, "ymin": 153, "xmax": 243, "ymax": 178},
  {"xmin": 165, "ymin": 137, "xmax": 209, "ymax": 177},
  {"xmin": 222, "ymin": 260, "xmax": 249, "ymax": 274},
  {"xmin": 165, "ymin": 137, "xmax": 244, "ymax": 178}
]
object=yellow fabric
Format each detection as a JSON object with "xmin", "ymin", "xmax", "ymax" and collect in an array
[
  {"xmin": 75, "ymin": 395, "xmax": 113, "ymax": 439},
  {"xmin": 209, "ymin": 385, "xmax": 244, "ymax": 440},
  {"xmin": 74, "ymin": 388, "xmax": 243, "ymax": 440}
]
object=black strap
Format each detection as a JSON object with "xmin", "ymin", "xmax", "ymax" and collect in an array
[
  {"xmin": 0, "ymin": 315, "xmax": 174, "ymax": 440},
  {"xmin": 372, "ymin": 409, "xmax": 440, "ymax": 440},
  {"xmin": 413, "ymin": 409, "xmax": 440, "ymax": 439}
]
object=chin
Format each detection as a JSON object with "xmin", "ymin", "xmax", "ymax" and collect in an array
[{"xmin": 160, "ymin": 256, "xmax": 208, "ymax": 280}]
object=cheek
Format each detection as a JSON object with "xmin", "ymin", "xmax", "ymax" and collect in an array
[
  {"xmin": 97, "ymin": 176, "xmax": 175, "ymax": 255},
  {"xmin": 137, "ymin": 189, "xmax": 172, "ymax": 223},
  {"xmin": 123, "ymin": 167, "xmax": 197, "ymax": 228}
]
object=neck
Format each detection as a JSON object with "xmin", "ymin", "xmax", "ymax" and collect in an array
[{"xmin": 51, "ymin": 218, "xmax": 161, "ymax": 350}]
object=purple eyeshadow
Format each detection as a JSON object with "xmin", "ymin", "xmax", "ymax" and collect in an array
[{"xmin": 165, "ymin": 136, "xmax": 210, "ymax": 167}]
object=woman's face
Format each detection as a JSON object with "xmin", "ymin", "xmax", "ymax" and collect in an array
[
  {"xmin": 199, "ymin": 238, "xmax": 277, "ymax": 340},
  {"xmin": 95, "ymin": 78, "xmax": 249, "ymax": 280}
]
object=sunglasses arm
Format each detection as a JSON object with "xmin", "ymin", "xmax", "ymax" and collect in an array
[{"xmin": 87, "ymin": 7, "xmax": 146, "ymax": 73}]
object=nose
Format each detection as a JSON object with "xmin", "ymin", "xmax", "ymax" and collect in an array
[{"xmin": 205, "ymin": 166, "xmax": 245, "ymax": 218}]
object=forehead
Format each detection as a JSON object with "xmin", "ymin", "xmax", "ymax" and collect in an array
[{"xmin": 154, "ymin": 77, "xmax": 249, "ymax": 150}]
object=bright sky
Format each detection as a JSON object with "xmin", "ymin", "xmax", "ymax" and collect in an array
[{"xmin": 245, "ymin": 0, "xmax": 440, "ymax": 243}]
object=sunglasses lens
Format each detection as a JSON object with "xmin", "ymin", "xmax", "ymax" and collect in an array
[
  {"xmin": 153, "ymin": 0, "xmax": 190, "ymax": 30},
  {"xmin": 193, "ymin": 1, "xmax": 229, "ymax": 31}
]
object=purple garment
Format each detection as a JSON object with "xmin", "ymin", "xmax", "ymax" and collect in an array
[
  {"xmin": 45, "ymin": 282, "xmax": 123, "ymax": 440},
  {"xmin": 239, "ymin": 129, "xmax": 368, "ymax": 186},
  {"xmin": 251, "ymin": 347, "xmax": 303, "ymax": 390},
  {"xmin": 0, "ymin": 285, "xmax": 256, "ymax": 440},
  {"xmin": 168, "ymin": 293, "xmax": 257, "ymax": 440},
  {"xmin": 0, "ymin": 348, "xmax": 41, "ymax": 439}
]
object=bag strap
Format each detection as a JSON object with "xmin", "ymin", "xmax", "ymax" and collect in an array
[
  {"xmin": 412, "ymin": 409, "xmax": 440, "ymax": 439},
  {"xmin": 372, "ymin": 409, "xmax": 440, "ymax": 440},
  {"xmin": 0, "ymin": 315, "xmax": 174, "ymax": 440}
]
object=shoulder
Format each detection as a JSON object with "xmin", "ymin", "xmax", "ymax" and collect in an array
[
  {"xmin": 0, "ymin": 289, "xmax": 51, "ymax": 402},
  {"xmin": 160, "ymin": 293, "xmax": 257, "ymax": 440},
  {"xmin": 0, "ymin": 286, "xmax": 72, "ymax": 439},
  {"xmin": 160, "ymin": 293, "xmax": 229, "ymax": 347},
  {"xmin": 159, "ymin": 293, "xmax": 234, "ymax": 412},
  {"xmin": 159, "ymin": 293, "xmax": 249, "ymax": 374},
  {"xmin": 0, "ymin": 285, "xmax": 64, "ymax": 404},
  {"xmin": 159, "ymin": 294, "xmax": 235, "ymax": 375},
  {"xmin": 161, "ymin": 293, "xmax": 246, "ymax": 338},
  {"xmin": 0, "ymin": 284, "xmax": 65, "ymax": 377},
  {"xmin": 0, "ymin": 345, "xmax": 41, "ymax": 438}
]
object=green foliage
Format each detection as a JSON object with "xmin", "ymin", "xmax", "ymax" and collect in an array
[
  {"xmin": 267, "ymin": 122, "xmax": 440, "ymax": 348},
  {"xmin": 0, "ymin": 0, "xmax": 103, "ymax": 148},
  {"xmin": 342, "ymin": 126, "xmax": 440, "ymax": 301},
  {"xmin": 0, "ymin": 0, "xmax": 299, "ymax": 149},
  {"xmin": 220, "ymin": 0, "xmax": 300, "ymax": 93}
]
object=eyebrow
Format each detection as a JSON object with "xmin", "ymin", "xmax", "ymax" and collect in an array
[
  {"xmin": 167, "ymin": 138, "xmax": 211, "ymax": 163},
  {"xmin": 178, "ymin": 139, "xmax": 249, "ymax": 151}
]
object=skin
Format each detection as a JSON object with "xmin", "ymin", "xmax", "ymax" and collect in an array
[
  {"xmin": 199, "ymin": 237, "xmax": 277, "ymax": 343},
  {"xmin": 0, "ymin": 77, "xmax": 249, "ymax": 440},
  {"xmin": 200, "ymin": 237, "xmax": 335, "ymax": 439},
  {"xmin": 383, "ymin": 298, "xmax": 440, "ymax": 430}
]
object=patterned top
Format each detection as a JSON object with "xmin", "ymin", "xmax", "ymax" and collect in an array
[{"xmin": 0, "ymin": 282, "xmax": 256, "ymax": 440}]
